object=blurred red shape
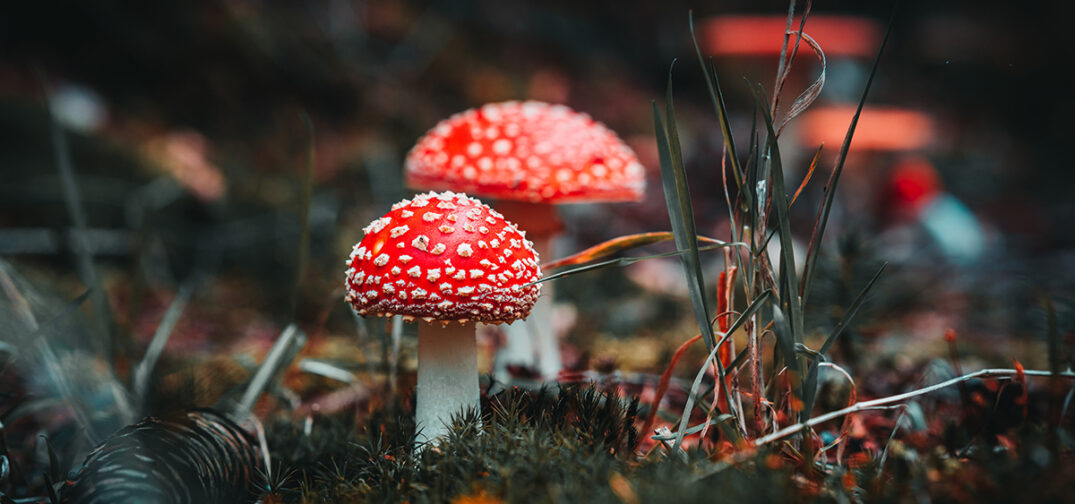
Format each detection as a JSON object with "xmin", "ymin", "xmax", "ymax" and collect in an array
[
  {"xmin": 699, "ymin": 15, "xmax": 882, "ymax": 58},
  {"xmin": 798, "ymin": 105, "xmax": 935, "ymax": 152}
]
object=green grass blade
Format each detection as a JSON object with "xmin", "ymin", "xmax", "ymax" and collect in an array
[
  {"xmin": 800, "ymin": 16, "xmax": 894, "ymax": 308},
  {"xmin": 653, "ymin": 90, "xmax": 716, "ymax": 352},
  {"xmin": 689, "ymin": 11, "xmax": 749, "ymax": 209},
  {"xmin": 820, "ymin": 262, "xmax": 887, "ymax": 355},
  {"xmin": 801, "ymin": 262, "xmax": 887, "ymax": 419}
]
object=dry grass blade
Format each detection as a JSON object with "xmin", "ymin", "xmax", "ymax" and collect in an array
[
  {"xmin": 756, "ymin": 368, "xmax": 1075, "ymax": 446},
  {"xmin": 776, "ymin": 30, "xmax": 825, "ymax": 135},
  {"xmin": 530, "ymin": 242, "xmax": 740, "ymax": 286},
  {"xmin": 638, "ymin": 333, "xmax": 703, "ymax": 448},
  {"xmin": 790, "ymin": 144, "xmax": 824, "ymax": 207},
  {"xmin": 671, "ymin": 290, "xmax": 771, "ymax": 449},
  {"xmin": 542, "ymin": 232, "xmax": 726, "ymax": 270}
]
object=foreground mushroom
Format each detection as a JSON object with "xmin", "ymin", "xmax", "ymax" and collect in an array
[
  {"xmin": 345, "ymin": 191, "xmax": 542, "ymax": 446},
  {"xmin": 405, "ymin": 101, "xmax": 644, "ymax": 380}
]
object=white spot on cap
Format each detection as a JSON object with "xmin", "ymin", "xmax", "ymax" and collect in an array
[
  {"xmin": 390, "ymin": 266, "xmax": 401, "ymax": 275},
  {"xmin": 467, "ymin": 142, "xmax": 482, "ymax": 157},
  {"xmin": 492, "ymin": 138, "xmax": 512, "ymax": 155},
  {"xmin": 407, "ymin": 266, "xmax": 422, "ymax": 277},
  {"xmin": 469, "ymin": 269, "xmax": 484, "ymax": 279},
  {"xmin": 427, "ymin": 268, "xmax": 441, "ymax": 282},
  {"xmin": 374, "ymin": 254, "xmax": 390, "ymax": 267},
  {"xmin": 457, "ymin": 243, "xmax": 473, "ymax": 257},
  {"xmin": 412, "ymin": 235, "xmax": 429, "ymax": 251},
  {"xmin": 457, "ymin": 286, "xmax": 475, "ymax": 296},
  {"xmin": 399, "ymin": 255, "xmax": 413, "ymax": 264},
  {"xmin": 423, "ymin": 212, "xmax": 442, "ymax": 222},
  {"xmin": 431, "ymin": 243, "xmax": 446, "ymax": 255},
  {"xmin": 363, "ymin": 217, "xmax": 391, "ymax": 235},
  {"xmin": 390, "ymin": 225, "xmax": 409, "ymax": 238},
  {"xmin": 439, "ymin": 224, "xmax": 455, "ymax": 233}
]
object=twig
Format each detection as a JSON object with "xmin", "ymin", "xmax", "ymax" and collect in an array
[{"xmin": 755, "ymin": 368, "xmax": 1075, "ymax": 446}]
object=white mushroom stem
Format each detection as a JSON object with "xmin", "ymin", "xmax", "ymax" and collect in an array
[
  {"xmin": 497, "ymin": 234, "xmax": 561, "ymax": 380},
  {"xmin": 416, "ymin": 321, "xmax": 479, "ymax": 447}
]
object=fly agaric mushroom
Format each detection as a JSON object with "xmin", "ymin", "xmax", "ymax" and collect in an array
[
  {"xmin": 404, "ymin": 101, "xmax": 644, "ymax": 380},
  {"xmin": 344, "ymin": 191, "xmax": 542, "ymax": 446}
]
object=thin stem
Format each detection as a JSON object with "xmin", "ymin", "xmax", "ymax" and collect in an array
[{"xmin": 755, "ymin": 368, "xmax": 1075, "ymax": 446}]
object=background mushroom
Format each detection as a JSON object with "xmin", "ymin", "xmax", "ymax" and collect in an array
[
  {"xmin": 345, "ymin": 191, "xmax": 542, "ymax": 446},
  {"xmin": 404, "ymin": 101, "xmax": 645, "ymax": 380}
]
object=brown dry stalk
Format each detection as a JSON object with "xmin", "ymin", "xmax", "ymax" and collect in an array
[{"xmin": 754, "ymin": 368, "xmax": 1075, "ymax": 446}]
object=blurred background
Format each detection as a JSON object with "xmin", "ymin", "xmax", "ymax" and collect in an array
[{"xmin": 0, "ymin": 0, "xmax": 1072, "ymax": 440}]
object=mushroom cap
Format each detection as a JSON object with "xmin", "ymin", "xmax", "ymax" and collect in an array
[
  {"xmin": 405, "ymin": 101, "xmax": 645, "ymax": 204},
  {"xmin": 345, "ymin": 191, "xmax": 542, "ymax": 325}
]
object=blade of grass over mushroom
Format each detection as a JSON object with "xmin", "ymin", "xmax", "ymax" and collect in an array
[
  {"xmin": 542, "ymin": 232, "xmax": 727, "ymax": 270},
  {"xmin": 672, "ymin": 290, "xmax": 771, "ymax": 449},
  {"xmin": 801, "ymin": 16, "xmax": 894, "ymax": 306},
  {"xmin": 801, "ymin": 262, "xmax": 887, "ymax": 419},
  {"xmin": 531, "ymin": 242, "xmax": 741, "ymax": 285},
  {"xmin": 289, "ymin": 112, "xmax": 316, "ymax": 322},
  {"xmin": 654, "ymin": 69, "xmax": 716, "ymax": 352},
  {"xmin": 689, "ymin": 11, "xmax": 747, "ymax": 208}
]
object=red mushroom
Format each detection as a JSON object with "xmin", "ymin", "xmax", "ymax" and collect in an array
[
  {"xmin": 405, "ymin": 101, "xmax": 644, "ymax": 380},
  {"xmin": 345, "ymin": 191, "xmax": 541, "ymax": 446}
]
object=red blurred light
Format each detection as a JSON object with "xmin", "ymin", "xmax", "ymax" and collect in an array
[{"xmin": 699, "ymin": 15, "xmax": 882, "ymax": 59}]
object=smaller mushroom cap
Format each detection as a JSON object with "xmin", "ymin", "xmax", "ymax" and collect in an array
[
  {"xmin": 405, "ymin": 101, "xmax": 645, "ymax": 204},
  {"xmin": 345, "ymin": 191, "xmax": 542, "ymax": 325}
]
